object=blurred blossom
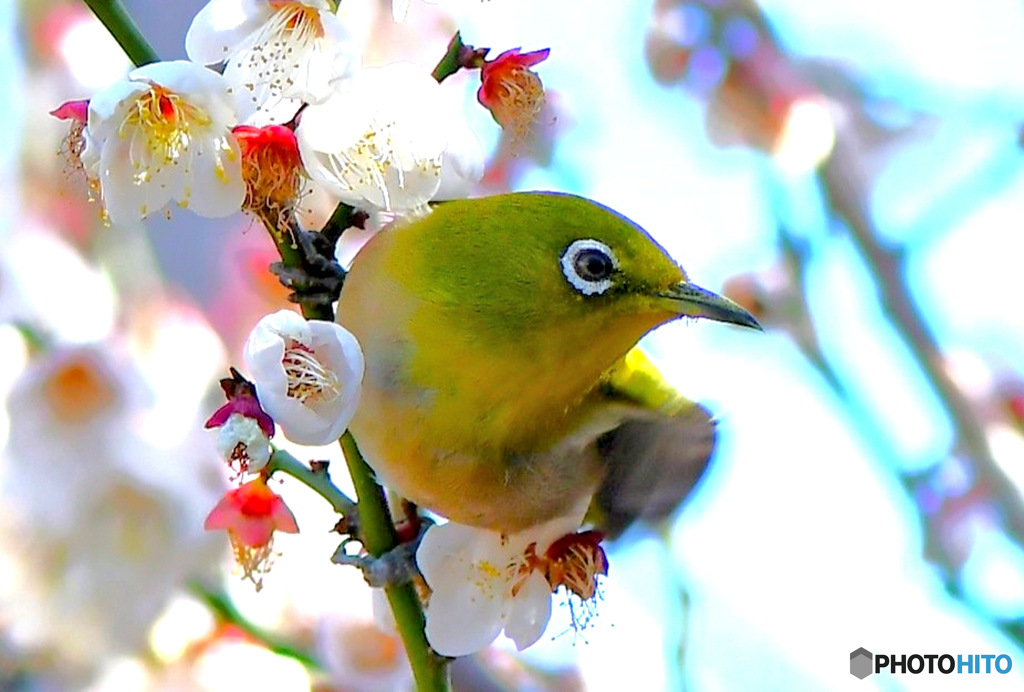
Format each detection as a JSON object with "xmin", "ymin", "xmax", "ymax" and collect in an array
[
  {"xmin": 961, "ymin": 529, "xmax": 1024, "ymax": 619},
  {"xmin": 58, "ymin": 12, "xmax": 130, "ymax": 90},
  {"xmin": 644, "ymin": 0, "xmax": 834, "ymax": 169},
  {"xmin": 987, "ymin": 424, "xmax": 1024, "ymax": 501},
  {"xmin": 721, "ymin": 265, "xmax": 792, "ymax": 328},
  {"xmin": 0, "ymin": 343, "xmax": 224, "ymax": 674},
  {"xmin": 3, "ymin": 344, "xmax": 145, "ymax": 530},
  {"xmin": 192, "ymin": 640, "xmax": 311, "ymax": 692},
  {"xmin": 0, "ymin": 227, "xmax": 117, "ymax": 343},
  {"xmin": 147, "ymin": 595, "xmax": 218, "ymax": 665},
  {"xmin": 772, "ymin": 97, "xmax": 836, "ymax": 172},
  {"xmin": 125, "ymin": 296, "xmax": 229, "ymax": 442},
  {"xmin": 314, "ymin": 617, "xmax": 411, "ymax": 692}
]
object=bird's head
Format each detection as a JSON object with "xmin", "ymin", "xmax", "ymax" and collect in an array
[{"xmin": 404, "ymin": 192, "xmax": 759, "ymax": 343}]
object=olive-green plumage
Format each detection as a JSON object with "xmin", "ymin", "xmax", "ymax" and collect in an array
[{"xmin": 338, "ymin": 192, "xmax": 758, "ymax": 535}]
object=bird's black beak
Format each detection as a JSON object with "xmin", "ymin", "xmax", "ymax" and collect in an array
[{"xmin": 657, "ymin": 282, "xmax": 762, "ymax": 330}]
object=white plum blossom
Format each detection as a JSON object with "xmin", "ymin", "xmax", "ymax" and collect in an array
[
  {"xmin": 0, "ymin": 344, "xmax": 224, "ymax": 672},
  {"xmin": 416, "ymin": 513, "xmax": 592, "ymax": 657},
  {"xmin": 315, "ymin": 616, "xmax": 412, "ymax": 692},
  {"xmin": 82, "ymin": 60, "xmax": 246, "ymax": 225},
  {"xmin": 297, "ymin": 62, "xmax": 483, "ymax": 220},
  {"xmin": 243, "ymin": 310, "xmax": 363, "ymax": 445},
  {"xmin": 216, "ymin": 412, "xmax": 272, "ymax": 474},
  {"xmin": 186, "ymin": 0, "xmax": 359, "ymax": 119}
]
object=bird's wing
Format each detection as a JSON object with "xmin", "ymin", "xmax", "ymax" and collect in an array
[{"xmin": 589, "ymin": 347, "xmax": 716, "ymax": 539}]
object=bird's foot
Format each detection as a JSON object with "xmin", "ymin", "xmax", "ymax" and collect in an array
[{"xmin": 331, "ymin": 522, "xmax": 430, "ymax": 588}]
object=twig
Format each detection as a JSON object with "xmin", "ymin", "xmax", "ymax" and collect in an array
[
  {"xmin": 83, "ymin": 0, "xmax": 158, "ymax": 67},
  {"xmin": 189, "ymin": 581, "xmax": 321, "ymax": 669},
  {"xmin": 265, "ymin": 449, "xmax": 356, "ymax": 517}
]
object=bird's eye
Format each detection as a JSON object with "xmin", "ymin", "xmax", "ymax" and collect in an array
[{"xmin": 560, "ymin": 239, "xmax": 619, "ymax": 296}]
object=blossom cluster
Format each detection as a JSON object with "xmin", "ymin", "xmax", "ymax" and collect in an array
[
  {"xmin": 47, "ymin": 0, "xmax": 603, "ymax": 671},
  {"xmin": 52, "ymin": 0, "xmax": 552, "ymax": 229},
  {"xmin": 203, "ymin": 309, "xmax": 364, "ymax": 590}
]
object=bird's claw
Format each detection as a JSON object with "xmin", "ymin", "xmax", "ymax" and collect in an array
[{"xmin": 332, "ymin": 537, "xmax": 422, "ymax": 588}]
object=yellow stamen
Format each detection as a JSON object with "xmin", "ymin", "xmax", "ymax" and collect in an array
[{"xmin": 118, "ymin": 85, "xmax": 212, "ymax": 174}]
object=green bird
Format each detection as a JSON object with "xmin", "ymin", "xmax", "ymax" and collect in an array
[{"xmin": 337, "ymin": 191, "xmax": 759, "ymax": 537}]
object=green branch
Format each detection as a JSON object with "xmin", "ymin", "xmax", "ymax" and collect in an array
[
  {"xmin": 265, "ymin": 448, "xmax": 356, "ymax": 517},
  {"xmin": 432, "ymin": 33, "xmax": 466, "ymax": 82},
  {"xmin": 189, "ymin": 581, "xmax": 321, "ymax": 669},
  {"xmin": 83, "ymin": 0, "xmax": 159, "ymax": 67},
  {"xmin": 340, "ymin": 432, "xmax": 451, "ymax": 692},
  {"xmin": 431, "ymin": 32, "xmax": 489, "ymax": 83}
]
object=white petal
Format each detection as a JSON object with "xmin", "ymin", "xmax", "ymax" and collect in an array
[
  {"xmin": 216, "ymin": 413, "xmax": 271, "ymax": 472},
  {"xmin": 371, "ymin": 588, "xmax": 398, "ymax": 635},
  {"xmin": 417, "ymin": 522, "xmax": 486, "ymax": 585},
  {"xmin": 98, "ymin": 138, "xmax": 179, "ymax": 225},
  {"xmin": 418, "ymin": 522, "xmax": 524, "ymax": 656},
  {"xmin": 435, "ymin": 121, "xmax": 483, "ymax": 201},
  {"xmin": 423, "ymin": 571, "xmax": 508, "ymax": 657},
  {"xmin": 87, "ymin": 80, "xmax": 148, "ymax": 141},
  {"xmin": 179, "ymin": 136, "xmax": 245, "ymax": 218},
  {"xmin": 298, "ymin": 11, "xmax": 360, "ymax": 103},
  {"xmin": 504, "ymin": 571, "xmax": 553, "ymax": 651},
  {"xmin": 392, "ymin": 0, "xmax": 411, "ymax": 22},
  {"xmin": 132, "ymin": 60, "xmax": 242, "ymax": 124},
  {"xmin": 185, "ymin": 0, "xmax": 271, "ymax": 65},
  {"xmin": 297, "ymin": 63, "xmax": 447, "ymax": 214},
  {"xmin": 248, "ymin": 309, "xmax": 312, "ymax": 347}
]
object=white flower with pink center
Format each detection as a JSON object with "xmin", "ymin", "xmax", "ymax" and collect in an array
[
  {"xmin": 82, "ymin": 60, "xmax": 245, "ymax": 225},
  {"xmin": 243, "ymin": 309, "xmax": 364, "ymax": 445},
  {"xmin": 417, "ymin": 511, "xmax": 608, "ymax": 656}
]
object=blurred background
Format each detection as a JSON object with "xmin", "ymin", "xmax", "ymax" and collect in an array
[{"xmin": 3, "ymin": 0, "xmax": 1024, "ymax": 689}]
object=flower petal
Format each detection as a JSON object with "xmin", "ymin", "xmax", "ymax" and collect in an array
[
  {"xmin": 424, "ymin": 572, "xmax": 508, "ymax": 657},
  {"xmin": 185, "ymin": 0, "xmax": 270, "ymax": 65},
  {"xmin": 504, "ymin": 571, "xmax": 552, "ymax": 651},
  {"xmin": 269, "ymin": 496, "xmax": 299, "ymax": 534},
  {"xmin": 99, "ymin": 137, "xmax": 179, "ymax": 225},
  {"xmin": 418, "ymin": 521, "xmax": 524, "ymax": 656},
  {"xmin": 232, "ymin": 515, "xmax": 276, "ymax": 547},
  {"xmin": 180, "ymin": 136, "xmax": 245, "ymax": 217}
]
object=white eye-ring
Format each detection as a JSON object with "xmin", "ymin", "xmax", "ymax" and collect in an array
[{"xmin": 560, "ymin": 239, "xmax": 619, "ymax": 296}]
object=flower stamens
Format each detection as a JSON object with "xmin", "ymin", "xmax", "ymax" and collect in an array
[
  {"xmin": 228, "ymin": 531, "xmax": 277, "ymax": 592},
  {"xmin": 543, "ymin": 530, "xmax": 607, "ymax": 601},
  {"xmin": 282, "ymin": 339, "xmax": 341, "ymax": 404},
  {"xmin": 234, "ymin": 2, "xmax": 326, "ymax": 100},
  {"xmin": 119, "ymin": 85, "xmax": 212, "ymax": 174}
]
